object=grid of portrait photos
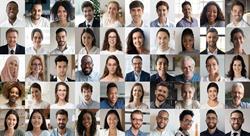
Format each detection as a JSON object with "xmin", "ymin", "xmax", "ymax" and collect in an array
[{"xmin": 0, "ymin": 0, "xmax": 250, "ymax": 136}]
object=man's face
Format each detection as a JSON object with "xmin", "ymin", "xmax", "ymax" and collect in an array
[
  {"xmin": 156, "ymin": 58, "xmax": 168, "ymax": 75},
  {"xmin": 156, "ymin": 111, "xmax": 169, "ymax": 129},
  {"xmin": 6, "ymin": 2, "xmax": 18, "ymax": 20},
  {"xmin": 56, "ymin": 61, "xmax": 68, "ymax": 78},
  {"xmin": 130, "ymin": 7, "xmax": 143, "ymax": 23},
  {"xmin": 56, "ymin": 31, "xmax": 67, "ymax": 47},
  {"xmin": 206, "ymin": 32, "xmax": 218, "ymax": 49},
  {"xmin": 81, "ymin": 56, "xmax": 93, "ymax": 75},
  {"xmin": 182, "ymin": 60, "xmax": 194, "ymax": 78},
  {"xmin": 231, "ymin": 5, "xmax": 243, "ymax": 22},
  {"xmin": 56, "ymin": 114, "xmax": 68, "ymax": 129},
  {"xmin": 31, "ymin": 4, "xmax": 42, "ymax": 20},
  {"xmin": 6, "ymin": 32, "xmax": 18, "ymax": 48},
  {"xmin": 180, "ymin": 115, "xmax": 193, "ymax": 131},
  {"xmin": 132, "ymin": 58, "xmax": 142, "ymax": 73},
  {"xmin": 131, "ymin": 113, "xmax": 143, "ymax": 130},
  {"xmin": 206, "ymin": 113, "xmax": 217, "ymax": 129},
  {"xmin": 83, "ymin": 7, "xmax": 94, "ymax": 21},
  {"xmin": 231, "ymin": 86, "xmax": 244, "ymax": 104},
  {"xmin": 155, "ymin": 86, "xmax": 168, "ymax": 102},
  {"xmin": 230, "ymin": 112, "xmax": 244, "ymax": 131},
  {"xmin": 107, "ymin": 87, "xmax": 118, "ymax": 105},
  {"xmin": 182, "ymin": 4, "xmax": 192, "ymax": 18},
  {"xmin": 83, "ymin": 88, "xmax": 92, "ymax": 101}
]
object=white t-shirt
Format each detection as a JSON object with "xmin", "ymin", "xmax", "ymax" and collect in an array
[
  {"xmin": 50, "ymin": 103, "xmax": 75, "ymax": 109},
  {"xmin": 25, "ymin": 17, "xmax": 50, "ymax": 27}
]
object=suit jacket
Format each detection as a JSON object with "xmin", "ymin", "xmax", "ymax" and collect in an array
[
  {"xmin": 200, "ymin": 48, "xmax": 225, "ymax": 54},
  {"xmin": 125, "ymin": 70, "xmax": 150, "ymax": 81},
  {"xmin": 50, "ymin": 75, "xmax": 75, "ymax": 82},
  {"xmin": 226, "ymin": 130, "xmax": 250, "ymax": 136},
  {"xmin": 0, "ymin": 44, "xmax": 25, "ymax": 54},
  {"xmin": 78, "ymin": 18, "xmax": 100, "ymax": 27}
]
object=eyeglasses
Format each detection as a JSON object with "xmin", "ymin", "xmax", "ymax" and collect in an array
[
  {"xmin": 231, "ymin": 117, "xmax": 243, "ymax": 122},
  {"xmin": 183, "ymin": 120, "xmax": 194, "ymax": 125}
]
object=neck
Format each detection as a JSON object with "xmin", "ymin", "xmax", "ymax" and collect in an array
[
  {"xmin": 5, "ymin": 128, "xmax": 15, "ymax": 135},
  {"xmin": 208, "ymin": 99, "xmax": 218, "ymax": 107},
  {"xmin": 9, "ymin": 17, "xmax": 17, "ymax": 25},
  {"xmin": 84, "ymin": 99, "xmax": 92, "ymax": 104},
  {"xmin": 34, "ymin": 98, "xmax": 42, "ymax": 104},
  {"xmin": 208, "ymin": 127, "xmax": 216, "ymax": 134},
  {"xmin": 133, "ymin": 20, "xmax": 142, "ymax": 27},
  {"xmin": 184, "ymin": 74, "xmax": 193, "ymax": 81},
  {"xmin": 155, "ymin": 100, "xmax": 165, "ymax": 107},
  {"xmin": 131, "ymin": 127, "xmax": 140, "ymax": 135},
  {"xmin": 234, "ymin": 73, "xmax": 242, "ymax": 78},
  {"xmin": 234, "ymin": 47, "xmax": 243, "ymax": 54},
  {"xmin": 85, "ymin": 45, "xmax": 92, "ymax": 53},
  {"xmin": 58, "ymin": 127, "xmax": 67, "ymax": 135},
  {"xmin": 156, "ymin": 127, "xmax": 165, "ymax": 133},
  {"xmin": 133, "ymin": 99, "xmax": 141, "ymax": 106},
  {"xmin": 109, "ymin": 47, "xmax": 117, "ymax": 52},
  {"xmin": 158, "ymin": 17, "xmax": 166, "ymax": 24},
  {"xmin": 208, "ymin": 46, "xmax": 217, "ymax": 53},
  {"xmin": 58, "ymin": 100, "xmax": 66, "ymax": 105},
  {"xmin": 59, "ymin": 20, "xmax": 68, "ymax": 27},
  {"xmin": 58, "ymin": 76, "xmax": 66, "ymax": 81},
  {"xmin": 34, "ymin": 44, "xmax": 41, "ymax": 50},
  {"xmin": 184, "ymin": 99, "xmax": 192, "ymax": 104},
  {"xmin": 185, "ymin": 16, "xmax": 192, "ymax": 21},
  {"xmin": 58, "ymin": 44, "xmax": 66, "ymax": 51},
  {"xmin": 108, "ymin": 100, "xmax": 116, "ymax": 107},
  {"xmin": 158, "ymin": 72, "xmax": 166, "ymax": 80},
  {"xmin": 32, "ymin": 127, "xmax": 41, "ymax": 134},
  {"xmin": 208, "ymin": 20, "xmax": 215, "ymax": 25},
  {"xmin": 232, "ymin": 100, "xmax": 241, "ymax": 107},
  {"xmin": 159, "ymin": 45, "xmax": 169, "ymax": 51},
  {"xmin": 233, "ymin": 19, "xmax": 241, "ymax": 25},
  {"xmin": 31, "ymin": 18, "xmax": 40, "ymax": 25}
]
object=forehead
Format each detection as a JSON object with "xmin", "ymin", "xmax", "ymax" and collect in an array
[
  {"xmin": 7, "ymin": 2, "xmax": 18, "ymax": 8},
  {"xmin": 57, "ymin": 31, "xmax": 67, "ymax": 36},
  {"xmin": 207, "ymin": 113, "xmax": 217, "ymax": 118},
  {"xmin": 57, "ymin": 114, "xmax": 67, "ymax": 119},
  {"xmin": 157, "ymin": 85, "xmax": 168, "ymax": 91},
  {"xmin": 231, "ymin": 112, "xmax": 243, "ymax": 118},
  {"xmin": 32, "ymin": 4, "xmax": 42, "ymax": 9},
  {"xmin": 108, "ymin": 87, "xmax": 118, "ymax": 93},
  {"xmin": 158, "ymin": 111, "xmax": 169, "ymax": 117},
  {"xmin": 132, "ymin": 113, "xmax": 143, "ymax": 118}
]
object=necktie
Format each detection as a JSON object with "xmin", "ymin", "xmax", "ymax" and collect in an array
[
  {"xmin": 233, "ymin": 132, "xmax": 238, "ymax": 136},
  {"xmin": 10, "ymin": 49, "xmax": 14, "ymax": 54},
  {"xmin": 87, "ymin": 24, "xmax": 91, "ymax": 27}
]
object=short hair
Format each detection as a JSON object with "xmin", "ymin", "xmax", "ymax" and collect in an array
[
  {"xmin": 31, "ymin": 28, "xmax": 43, "ymax": 40},
  {"xmin": 231, "ymin": 82, "xmax": 244, "ymax": 92},
  {"xmin": 4, "ymin": 109, "xmax": 19, "ymax": 130},
  {"xmin": 206, "ymin": 109, "xmax": 217, "ymax": 117},
  {"xmin": 56, "ymin": 109, "xmax": 68, "ymax": 118},
  {"xmin": 156, "ymin": 81, "xmax": 169, "ymax": 90},
  {"xmin": 81, "ymin": 1, "xmax": 94, "ymax": 11},
  {"xmin": 55, "ymin": 82, "xmax": 69, "ymax": 103},
  {"xmin": 106, "ymin": 82, "xmax": 118, "ymax": 95},
  {"xmin": 81, "ymin": 83, "xmax": 93, "ymax": 93},
  {"xmin": 206, "ymin": 55, "xmax": 219, "ymax": 66},
  {"xmin": 130, "ymin": 110, "xmax": 143, "ymax": 120},
  {"xmin": 6, "ymin": 28, "xmax": 18, "ymax": 38},
  {"xmin": 55, "ymin": 55, "xmax": 68, "ymax": 65},
  {"xmin": 157, "ymin": 110, "xmax": 169, "ymax": 116},
  {"xmin": 56, "ymin": 28, "xmax": 67, "ymax": 35},
  {"xmin": 30, "ymin": 1, "xmax": 43, "ymax": 12},
  {"xmin": 156, "ymin": 1, "xmax": 169, "ymax": 10},
  {"xmin": 7, "ymin": 1, "xmax": 18, "ymax": 8},
  {"xmin": 155, "ymin": 55, "xmax": 169, "ymax": 66},
  {"xmin": 181, "ymin": 56, "xmax": 195, "ymax": 67},
  {"xmin": 230, "ymin": 110, "xmax": 244, "ymax": 118},
  {"xmin": 207, "ymin": 82, "xmax": 219, "ymax": 93},
  {"xmin": 230, "ymin": 28, "xmax": 245, "ymax": 43},
  {"xmin": 2, "ymin": 82, "xmax": 24, "ymax": 99},
  {"xmin": 131, "ymin": 55, "xmax": 142, "ymax": 63},
  {"xmin": 182, "ymin": 1, "xmax": 191, "ymax": 9},
  {"xmin": 26, "ymin": 110, "xmax": 48, "ymax": 131},
  {"xmin": 30, "ymin": 82, "xmax": 42, "ymax": 92},
  {"xmin": 129, "ymin": 0, "xmax": 144, "ymax": 10},
  {"xmin": 231, "ymin": 0, "xmax": 244, "ymax": 13},
  {"xmin": 207, "ymin": 27, "xmax": 218, "ymax": 35},
  {"xmin": 81, "ymin": 28, "xmax": 96, "ymax": 47},
  {"xmin": 179, "ymin": 110, "xmax": 194, "ymax": 121}
]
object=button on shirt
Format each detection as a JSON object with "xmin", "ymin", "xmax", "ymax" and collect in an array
[{"xmin": 125, "ymin": 127, "xmax": 147, "ymax": 136}]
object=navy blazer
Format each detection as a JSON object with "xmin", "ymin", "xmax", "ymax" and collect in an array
[
  {"xmin": 78, "ymin": 18, "xmax": 100, "ymax": 27},
  {"xmin": 226, "ymin": 130, "xmax": 250, "ymax": 136},
  {"xmin": 125, "ymin": 70, "xmax": 150, "ymax": 81},
  {"xmin": 0, "ymin": 44, "xmax": 25, "ymax": 54},
  {"xmin": 200, "ymin": 48, "xmax": 225, "ymax": 54}
]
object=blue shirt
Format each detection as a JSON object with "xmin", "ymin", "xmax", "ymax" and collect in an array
[
  {"xmin": 125, "ymin": 127, "xmax": 147, "ymax": 136},
  {"xmin": 100, "ymin": 99, "xmax": 124, "ymax": 109},
  {"xmin": 176, "ymin": 17, "xmax": 198, "ymax": 27},
  {"xmin": 150, "ymin": 18, "xmax": 174, "ymax": 27},
  {"xmin": 175, "ymin": 73, "xmax": 200, "ymax": 82}
]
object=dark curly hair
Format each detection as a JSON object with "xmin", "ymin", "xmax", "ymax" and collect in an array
[
  {"xmin": 77, "ymin": 110, "xmax": 97, "ymax": 136},
  {"xmin": 2, "ymin": 81, "xmax": 25, "ymax": 99},
  {"xmin": 81, "ymin": 28, "xmax": 96, "ymax": 47},
  {"xmin": 126, "ymin": 28, "xmax": 145, "ymax": 54},
  {"xmin": 104, "ymin": 110, "xmax": 124, "ymax": 131},
  {"xmin": 200, "ymin": 1, "xmax": 225, "ymax": 26},
  {"xmin": 100, "ymin": 55, "xmax": 123, "ymax": 79},
  {"xmin": 102, "ymin": 28, "xmax": 122, "ymax": 51},
  {"xmin": 51, "ymin": 0, "xmax": 75, "ymax": 21},
  {"xmin": 26, "ymin": 109, "xmax": 48, "ymax": 131},
  {"xmin": 227, "ymin": 55, "xmax": 247, "ymax": 80}
]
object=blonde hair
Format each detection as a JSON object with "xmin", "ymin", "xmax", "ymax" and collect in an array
[{"xmin": 26, "ymin": 55, "xmax": 45, "ymax": 81}]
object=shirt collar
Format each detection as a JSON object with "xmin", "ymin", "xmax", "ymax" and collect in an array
[
  {"xmin": 8, "ymin": 45, "xmax": 17, "ymax": 52},
  {"xmin": 56, "ymin": 45, "xmax": 68, "ymax": 53},
  {"xmin": 86, "ymin": 18, "xmax": 94, "ymax": 26},
  {"xmin": 57, "ymin": 77, "xmax": 68, "ymax": 82},
  {"xmin": 156, "ymin": 18, "xmax": 171, "ymax": 27},
  {"xmin": 207, "ymin": 48, "xmax": 218, "ymax": 55}
]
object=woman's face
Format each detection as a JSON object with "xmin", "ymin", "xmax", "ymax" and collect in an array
[
  {"xmin": 31, "ymin": 59, "xmax": 42, "ymax": 75},
  {"xmin": 31, "ymin": 87, "xmax": 41, "ymax": 101},
  {"xmin": 132, "ymin": 32, "xmax": 144, "ymax": 49},
  {"xmin": 107, "ymin": 113, "xmax": 118, "ymax": 129},
  {"xmin": 31, "ymin": 112, "xmax": 43, "ymax": 129},
  {"xmin": 107, "ymin": 58, "xmax": 118, "ymax": 75},
  {"xmin": 233, "ymin": 60, "xmax": 242, "ymax": 75},
  {"xmin": 232, "ymin": 32, "xmax": 244, "ymax": 49},
  {"xmin": 9, "ymin": 87, "xmax": 20, "ymax": 103},
  {"xmin": 157, "ymin": 5, "xmax": 168, "ymax": 18},
  {"xmin": 182, "ymin": 35, "xmax": 194, "ymax": 51},
  {"xmin": 6, "ymin": 114, "xmax": 17, "ymax": 129},
  {"xmin": 82, "ymin": 113, "xmax": 92, "ymax": 129},
  {"xmin": 108, "ymin": 32, "xmax": 117, "ymax": 49},
  {"xmin": 82, "ymin": 32, "xmax": 93, "ymax": 48},
  {"xmin": 57, "ymin": 6, "xmax": 67, "ymax": 21},
  {"xmin": 157, "ymin": 31, "xmax": 169, "ymax": 49},
  {"xmin": 107, "ymin": 3, "xmax": 118, "ymax": 17},
  {"xmin": 132, "ymin": 85, "xmax": 143, "ymax": 100},
  {"xmin": 8, "ymin": 60, "xmax": 18, "ymax": 78},
  {"xmin": 181, "ymin": 85, "xmax": 194, "ymax": 101},
  {"xmin": 206, "ymin": 5, "xmax": 218, "ymax": 23},
  {"xmin": 57, "ymin": 85, "xmax": 67, "ymax": 101},
  {"xmin": 156, "ymin": 58, "xmax": 167, "ymax": 75},
  {"xmin": 32, "ymin": 32, "xmax": 42, "ymax": 46},
  {"xmin": 206, "ymin": 58, "xmax": 219, "ymax": 75},
  {"xmin": 207, "ymin": 87, "xmax": 218, "ymax": 101}
]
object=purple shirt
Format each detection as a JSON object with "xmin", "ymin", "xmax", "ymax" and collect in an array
[{"xmin": 176, "ymin": 17, "xmax": 198, "ymax": 27}]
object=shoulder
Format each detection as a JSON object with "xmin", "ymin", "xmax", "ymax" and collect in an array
[
  {"xmin": 150, "ymin": 19, "xmax": 158, "ymax": 27},
  {"xmin": 200, "ymin": 49, "xmax": 207, "ymax": 54},
  {"xmin": 41, "ymin": 130, "xmax": 50, "ymax": 135}
]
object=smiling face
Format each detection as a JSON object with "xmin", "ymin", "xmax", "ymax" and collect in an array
[
  {"xmin": 83, "ymin": 88, "xmax": 92, "ymax": 102},
  {"xmin": 232, "ymin": 32, "xmax": 244, "ymax": 49},
  {"xmin": 82, "ymin": 113, "xmax": 92, "ymax": 129},
  {"xmin": 57, "ymin": 85, "xmax": 67, "ymax": 101},
  {"xmin": 130, "ymin": 7, "xmax": 143, "ymax": 23},
  {"xmin": 182, "ymin": 35, "xmax": 194, "ymax": 51},
  {"xmin": 156, "ymin": 111, "xmax": 169, "ymax": 129},
  {"xmin": 206, "ymin": 113, "xmax": 217, "ymax": 129},
  {"xmin": 57, "ymin": 5, "xmax": 67, "ymax": 21},
  {"xmin": 207, "ymin": 87, "xmax": 218, "ymax": 101},
  {"xmin": 156, "ymin": 58, "xmax": 168, "ymax": 75},
  {"xmin": 230, "ymin": 112, "xmax": 244, "ymax": 131},
  {"xmin": 107, "ymin": 58, "xmax": 118, "ymax": 75},
  {"xmin": 82, "ymin": 32, "xmax": 93, "ymax": 48},
  {"xmin": 83, "ymin": 6, "xmax": 94, "ymax": 21},
  {"xmin": 131, "ymin": 113, "xmax": 143, "ymax": 130},
  {"xmin": 157, "ymin": 31, "xmax": 169, "ymax": 49},
  {"xmin": 132, "ymin": 32, "xmax": 144, "ymax": 49},
  {"xmin": 81, "ymin": 56, "xmax": 93, "ymax": 75},
  {"xmin": 107, "ymin": 113, "xmax": 118, "ymax": 129},
  {"xmin": 180, "ymin": 115, "xmax": 193, "ymax": 131},
  {"xmin": 132, "ymin": 85, "xmax": 143, "ymax": 100},
  {"xmin": 157, "ymin": 5, "xmax": 168, "ymax": 18},
  {"xmin": 231, "ymin": 5, "xmax": 243, "ymax": 22},
  {"xmin": 31, "ymin": 87, "xmax": 41, "ymax": 101},
  {"xmin": 8, "ymin": 60, "xmax": 18, "ymax": 79},
  {"xmin": 108, "ymin": 32, "xmax": 117, "ymax": 49},
  {"xmin": 206, "ymin": 58, "xmax": 219, "ymax": 75},
  {"xmin": 56, "ymin": 31, "xmax": 67, "ymax": 47},
  {"xmin": 31, "ymin": 59, "xmax": 42, "ymax": 75},
  {"xmin": 232, "ymin": 60, "xmax": 242, "ymax": 75},
  {"xmin": 107, "ymin": 3, "xmax": 118, "ymax": 18},
  {"xmin": 206, "ymin": 32, "xmax": 218, "ymax": 49},
  {"xmin": 231, "ymin": 86, "xmax": 244, "ymax": 104},
  {"xmin": 31, "ymin": 4, "xmax": 42, "ymax": 20},
  {"xmin": 206, "ymin": 5, "xmax": 218, "ymax": 24},
  {"xmin": 132, "ymin": 58, "xmax": 142, "ymax": 73},
  {"xmin": 182, "ymin": 60, "xmax": 194, "ymax": 79},
  {"xmin": 57, "ymin": 114, "xmax": 68, "ymax": 129},
  {"xmin": 32, "ymin": 32, "xmax": 43, "ymax": 46},
  {"xmin": 155, "ymin": 86, "xmax": 168, "ymax": 102},
  {"xmin": 6, "ymin": 2, "xmax": 18, "ymax": 20},
  {"xmin": 31, "ymin": 112, "xmax": 43, "ymax": 129},
  {"xmin": 6, "ymin": 114, "xmax": 17, "ymax": 129},
  {"xmin": 9, "ymin": 87, "xmax": 20, "ymax": 103},
  {"xmin": 6, "ymin": 32, "xmax": 18, "ymax": 48},
  {"xmin": 107, "ymin": 87, "xmax": 118, "ymax": 105},
  {"xmin": 181, "ymin": 84, "xmax": 194, "ymax": 101},
  {"xmin": 182, "ymin": 4, "xmax": 192, "ymax": 19}
]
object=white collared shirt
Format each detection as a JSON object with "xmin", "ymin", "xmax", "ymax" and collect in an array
[
  {"xmin": 86, "ymin": 18, "xmax": 94, "ymax": 27},
  {"xmin": 50, "ymin": 45, "xmax": 75, "ymax": 54},
  {"xmin": 8, "ymin": 45, "xmax": 17, "ymax": 54},
  {"xmin": 57, "ymin": 76, "xmax": 68, "ymax": 82},
  {"xmin": 230, "ymin": 129, "xmax": 241, "ymax": 136},
  {"xmin": 0, "ymin": 18, "xmax": 25, "ymax": 27},
  {"xmin": 207, "ymin": 48, "xmax": 218, "ymax": 55},
  {"xmin": 227, "ymin": 19, "xmax": 250, "ymax": 27}
]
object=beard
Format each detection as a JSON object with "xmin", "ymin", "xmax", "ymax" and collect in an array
[
  {"xmin": 157, "ymin": 123, "xmax": 166, "ymax": 129},
  {"xmin": 82, "ymin": 68, "xmax": 93, "ymax": 75},
  {"xmin": 207, "ymin": 122, "xmax": 216, "ymax": 129},
  {"xmin": 58, "ymin": 123, "xmax": 66, "ymax": 129},
  {"xmin": 132, "ymin": 123, "xmax": 141, "ymax": 130}
]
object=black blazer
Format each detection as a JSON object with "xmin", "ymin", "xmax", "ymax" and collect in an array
[
  {"xmin": 50, "ymin": 75, "xmax": 75, "ymax": 82},
  {"xmin": 226, "ymin": 130, "xmax": 250, "ymax": 136},
  {"xmin": 200, "ymin": 48, "xmax": 225, "ymax": 54},
  {"xmin": 125, "ymin": 70, "xmax": 150, "ymax": 81},
  {"xmin": 0, "ymin": 44, "xmax": 25, "ymax": 54},
  {"xmin": 78, "ymin": 18, "xmax": 100, "ymax": 27}
]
